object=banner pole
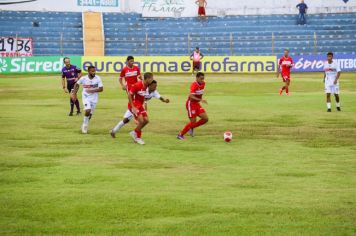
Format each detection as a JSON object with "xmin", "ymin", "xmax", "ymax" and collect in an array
[
  {"xmin": 15, "ymin": 34, "xmax": 18, "ymax": 57},
  {"xmin": 313, "ymin": 32, "xmax": 317, "ymax": 55},
  {"xmin": 60, "ymin": 32, "xmax": 64, "ymax": 56},
  {"xmin": 271, "ymin": 32, "xmax": 275, "ymax": 55},
  {"xmin": 145, "ymin": 32, "xmax": 148, "ymax": 56},
  {"xmin": 187, "ymin": 33, "xmax": 191, "ymax": 54}
]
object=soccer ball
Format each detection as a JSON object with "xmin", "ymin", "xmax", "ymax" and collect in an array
[{"xmin": 224, "ymin": 131, "xmax": 233, "ymax": 142}]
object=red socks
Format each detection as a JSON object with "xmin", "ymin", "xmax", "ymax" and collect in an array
[
  {"xmin": 180, "ymin": 119, "xmax": 207, "ymax": 136},
  {"xmin": 286, "ymin": 87, "xmax": 289, "ymax": 93},
  {"xmin": 135, "ymin": 129, "xmax": 142, "ymax": 138}
]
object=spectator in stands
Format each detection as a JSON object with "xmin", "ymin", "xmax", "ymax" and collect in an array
[
  {"xmin": 196, "ymin": 0, "xmax": 207, "ymax": 17},
  {"xmin": 296, "ymin": 0, "xmax": 308, "ymax": 25}
]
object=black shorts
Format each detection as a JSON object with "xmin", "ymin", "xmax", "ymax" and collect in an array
[{"xmin": 67, "ymin": 82, "xmax": 75, "ymax": 92}]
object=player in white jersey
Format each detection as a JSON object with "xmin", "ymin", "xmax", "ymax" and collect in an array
[
  {"xmin": 110, "ymin": 80, "xmax": 169, "ymax": 138},
  {"xmin": 72, "ymin": 66, "xmax": 104, "ymax": 133},
  {"xmin": 323, "ymin": 52, "xmax": 341, "ymax": 112}
]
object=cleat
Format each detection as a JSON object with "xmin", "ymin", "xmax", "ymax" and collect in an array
[
  {"xmin": 69, "ymin": 112, "xmax": 73, "ymax": 116},
  {"xmin": 76, "ymin": 111, "xmax": 81, "ymax": 116},
  {"xmin": 136, "ymin": 138, "xmax": 145, "ymax": 145},
  {"xmin": 286, "ymin": 93, "xmax": 290, "ymax": 96},
  {"xmin": 129, "ymin": 131, "xmax": 137, "ymax": 143},
  {"xmin": 337, "ymin": 107, "xmax": 341, "ymax": 111},
  {"xmin": 177, "ymin": 134, "xmax": 185, "ymax": 140},
  {"xmin": 327, "ymin": 109, "xmax": 331, "ymax": 112},
  {"xmin": 81, "ymin": 124, "xmax": 88, "ymax": 134},
  {"xmin": 188, "ymin": 129, "xmax": 194, "ymax": 137},
  {"xmin": 110, "ymin": 130, "xmax": 116, "ymax": 138},
  {"xmin": 279, "ymin": 89, "xmax": 283, "ymax": 96}
]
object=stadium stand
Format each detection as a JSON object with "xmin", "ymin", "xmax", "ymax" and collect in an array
[
  {"xmin": 0, "ymin": 11, "xmax": 83, "ymax": 56},
  {"xmin": 104, "ymin": 12, "xmax": 356, "ymax": 56},
  {"xmin": 0, "ymin": 11, "xmax": 354, "ymax": 56}
]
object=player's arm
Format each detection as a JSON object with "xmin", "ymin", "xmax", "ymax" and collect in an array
[
  {"xmin": 137, "ymin": 69, "xmax": 143, "ymax": 81},
  {"xmin": 334, "ymin": 71, "xmax": 341, "ymax": 85},
  {"xmin": 61, "ymin": 73, "xmax": 68, "ymax": 93},
  {"xmin": 119, "ymin": 77, "xmax": 126, "ymax": 90},
  {"xmin": 159, "ymin": 97, "xmax": 170, "ymax": 103},
  {"xmin": 190, "ymin": 53, "xmax": 194, "ymax": 60},
  {"xmin": 200, "ymin": 53, "xmax": 204, "ymax": 60},
  {"xmin": 76, "ymin": 68, "xmax": 82, "ymax": 81},
  {"xmin": 88, "ymin": 79, "xmax": 104, "ymax": 93},
  {"xmin": 189, "ymin": 94, "xmax": 207, "ymax": 104},
  {"xmin": 119, "ymin": 70, "xmax": 126, "ymax": 90}
]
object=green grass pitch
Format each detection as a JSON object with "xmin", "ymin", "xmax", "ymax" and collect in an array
[{"xmin": 0, "ymin": 72, "xmax": 356, "ymax": 235}]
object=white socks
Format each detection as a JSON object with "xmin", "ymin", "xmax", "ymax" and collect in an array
[
  {"xmin": 83, "ymin": 116, "xmax": 90, "ymax": 126},
  {"xmin": 327, "ymin": 103, "xmax": 331, "ymax": 109},
  {"xmin": 336, "ymin": 102, "xmax": 340, "ymax": 108},
  {"xmin": 113, "ymin": 120, "xmax": 125, "ymax": 133}
]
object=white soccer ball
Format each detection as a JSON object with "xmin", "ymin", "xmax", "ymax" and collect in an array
[{"xmin": 224, "ymin": 131, "xmax": 233, "ymax": 142}]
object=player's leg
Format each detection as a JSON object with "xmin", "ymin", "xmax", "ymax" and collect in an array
[
  {"xmin": 326, "ymin": 93, "xmax": 332, "ymax": 112},
  {"xmin": 334, "ymin": 88, "xmax": 341, "ymax": 111},
  {"xmin": 285, "ymin": 79, "xmax": 290, "ymax": 95},
  {"xmin": 130, "ymin": 113, "xmax": 149, "ymax": 145},
  {"xmin": 279, "ymin": 77, "xmax": 287, "ymax": 95},
  {"xmin": 111, "ymin": 110, "xmax": 133, "ymax": 138},
  {"xmin": 74, "ymin": 98, "xmax": 81, "ymax": 115},
  {"xmin": 67, "ymin": 84, "xmax": 75, "ymax": 116},
  {"xmin": 82, "ymin": 108, "xmax": 91, "ymax": 134},
  {"xmin": 178, "ymin": 117, "xmax": 197, "ymax": 139}
]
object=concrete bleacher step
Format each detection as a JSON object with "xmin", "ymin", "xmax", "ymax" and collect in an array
[{"xmin": 83, "ymin": 12, "xmax": 104, "ymax": 56}]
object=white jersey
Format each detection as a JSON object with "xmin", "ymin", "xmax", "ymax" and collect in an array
[
  {"xmin": 76, "ymin": 75, "xmax": 103, "ymax": 102},
  {"xmin": 324, "ymin": 61, "xmax": 341, "ymax": 86},
  {"xmin": 145, "ymin": 89, "xmax": 161, "ymax": 102}
]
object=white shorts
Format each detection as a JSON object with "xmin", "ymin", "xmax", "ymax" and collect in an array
[
  {"xmin": 325, "ymin": 85, "xmax": 339, "ymax": 94},
  {"xmin": 82, "ymin": 96, "xmax": 97, "ymax": 112},
  {"xmin": 123, "ymin": 110, "xmax": 134, "ymax": 120}
]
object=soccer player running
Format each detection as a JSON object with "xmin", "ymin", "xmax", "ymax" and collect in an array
[
  {"xmin": 277, "ymin": 49, "xmax": 294, "ymax": 96},
  {"xmin": 177, "ymin": 72, "xmax": 208, "ymax": 140},
  {"xmin": 119, "ymin": 56, "xmax": 142, "ymax": 93},
  {"xmin": 61, "ymin": 57, "xmax": 82, "ymax": 116},
  {"xmin": 71, "ymin": 66, "xmax": 104, "ymax": 134},
  {"xmin": 324, "ymin": 52, "xmax": 341, "ymax": 112},
  {"xmin": 127, "ymin": 72, "xmax": 155, "ymax": 145},
  {"xmin": 110, "ymin": 80, "xmax": 170, "ymax": 138},
  {"xmin": 190, "ymin": 47, "xmax": 204, "ymax": 76}
]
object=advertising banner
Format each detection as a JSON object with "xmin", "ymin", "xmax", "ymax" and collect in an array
[
  {"xmin": 0, "ymin": 56, "xmax": 81, "ymax": 74},
  {"xmin": 141, "ymin": 0, "xmax": 197, "ymax": 18},
  {"xmin": 81, "ymin": 56, "xmax": 277, "ymax": 73},
  {"xmin": 292, "ymin": 54, "xmax": 356, "ymax": 72},
  {"xmin": 0, "ymin": 37, "xmax": 33, "ymax": 57},
  {"xmin": 0, "ymin": 0, "xmax": 121, "ymax": 12}
]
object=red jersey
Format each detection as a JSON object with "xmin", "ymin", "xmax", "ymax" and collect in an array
[
  {"xmin": 120, "ymin": 65, "xmax": 141, "ymax": 87},
  {"xmin": 129, "ymin": 81, "xmax": 147, "ymax": 107},
  {"xmin": 279, "ymin": 56, "xmax": 294, "ymax": 76},
  {"xmin": 188, "ymin": 81, "xmax": 205, "ymax": 103}
]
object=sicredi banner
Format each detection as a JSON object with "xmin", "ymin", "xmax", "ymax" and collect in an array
[
  {"xmin": 81, "ymin": 56, "xmax": 277, "ymax": 73},
  {"xmin": 292, "ymin": 54, "xmax": 356, "ymax": 72},
  {"xmin": 0, "ymin": 56, "xmax": 81, "ymax": 74}
]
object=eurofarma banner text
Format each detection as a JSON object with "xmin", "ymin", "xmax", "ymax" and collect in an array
[{"xmin": 81, "ymin": 56, "xmax": 277, "ymax": 73}]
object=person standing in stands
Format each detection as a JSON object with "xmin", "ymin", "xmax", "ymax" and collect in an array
[
  {"xmin": 296, "ymin": 0, "xmax": 308, "ymax": 25},
  {"xmin": 196, "ymin": 0, "xmax": 207, "ymax": 17},
  {"xmin": 61, "ymin": 57, "xmax": 82, "ymax": 116}
]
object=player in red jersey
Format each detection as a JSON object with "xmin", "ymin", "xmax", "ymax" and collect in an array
[
  {"xmin": 177, "ymin": 72, "xmax": 208, "ymax": 140},
  {"xmin": 128, "ymin": 72, "xmax": 154, "ymax": 145},
  {"xmin": 119, "ymin": 56, "xmax": 142, "ymax": 93},
  {"xmin": 277, "ymin": 49, "xmax": 294, "ymax": 96}
]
